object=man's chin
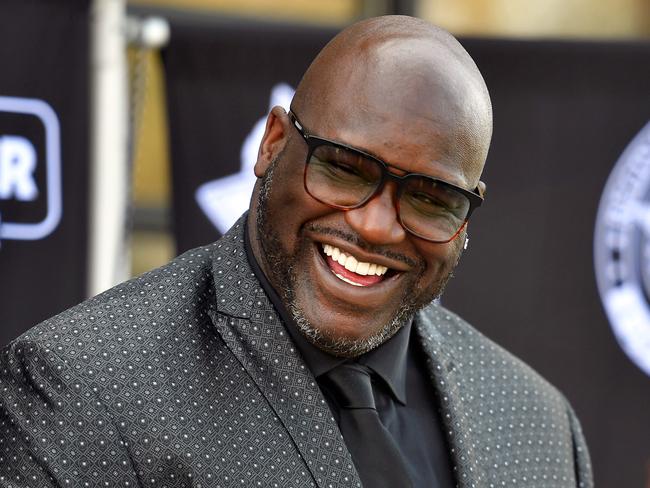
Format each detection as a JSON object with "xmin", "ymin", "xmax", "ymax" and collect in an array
[{"xmin": 287, "ymin": 301, "xmax": 412, "ymax": 358}]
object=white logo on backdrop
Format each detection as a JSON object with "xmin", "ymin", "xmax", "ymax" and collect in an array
[
  {"xmin": 0, "ymin": 96, "xmax": 62, "ymax": 241},
  {"xmin": 594, "ymin": 122, "xmax": 650, "ymax": 377},
  {"xmin": 195, "ymin": 83, "xmax": 295, "ymax": 234}
]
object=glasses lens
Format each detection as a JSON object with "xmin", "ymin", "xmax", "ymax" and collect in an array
[
  {"xmin": 305, "ymin": 143, "xmax": 382, "ymax": 207},
  {"xmin": 399, "ymin": 176, "xmax": 470, "ymax": 242}
]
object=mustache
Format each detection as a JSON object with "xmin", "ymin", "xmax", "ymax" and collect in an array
[{"xmin": 305, "ymin": 223, "xmax": 419, "ymax": 268}]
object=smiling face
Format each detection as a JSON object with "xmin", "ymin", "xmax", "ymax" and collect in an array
[{"xmin": 248, "ymin": 17, "xmax": 492, "ymax": 357}]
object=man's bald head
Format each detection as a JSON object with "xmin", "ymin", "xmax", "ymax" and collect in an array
[{"xmin": 291, "ymin": 15, "xmax": 492, "ymax": 186}]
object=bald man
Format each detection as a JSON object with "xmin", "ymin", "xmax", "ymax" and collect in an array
[{"xmin": 0, "ymin": 16, "xmax": 592, "ymax": 488}]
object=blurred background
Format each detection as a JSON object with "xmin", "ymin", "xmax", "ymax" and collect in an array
[{"xmin": 1, "ymin": 0, "xmax": 649, "ymax": 486}]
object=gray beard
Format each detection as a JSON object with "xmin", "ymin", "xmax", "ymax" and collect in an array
[
  {"xmin": 255, "ymin": 156, "xmax": 460, "ymax": 357},
  {"xmin": 288, "ymin": 293, "xmax": 415, "ymax": 357}
]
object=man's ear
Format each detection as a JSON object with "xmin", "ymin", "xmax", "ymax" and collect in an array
[{"xmin": 254, "ymin": 106, "xmax": 289, "ymax": 178}]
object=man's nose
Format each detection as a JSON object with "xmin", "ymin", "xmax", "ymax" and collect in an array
[{"xmin": 343, "ymin": 182, "xmax": 407, "ymax": 245}]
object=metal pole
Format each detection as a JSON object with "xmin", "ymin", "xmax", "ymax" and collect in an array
[{"xmin": 88, "ymin": 0, "xmax": 129, "ymax": 296}]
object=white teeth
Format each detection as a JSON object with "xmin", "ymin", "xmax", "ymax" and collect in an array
[
  {"xmin": 344, "ymin": 256, "xmax": 358, "ymax": 272},
  {"xmin": 321, "ymin": 244, "xmax": 389, "ymax": 276},
  {"xmin": 356, "ymin": 262, "xmax": 369, "ymax": 275}
]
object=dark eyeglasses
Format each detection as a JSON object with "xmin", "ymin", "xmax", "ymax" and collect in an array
[{"xmin": 288, "ymin": 110, "xmax": 484, "ymax": 243}]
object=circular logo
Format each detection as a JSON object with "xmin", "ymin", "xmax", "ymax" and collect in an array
[{"xmin": 594, "ymin": 122, "xmax": 650, "ymax": 377}]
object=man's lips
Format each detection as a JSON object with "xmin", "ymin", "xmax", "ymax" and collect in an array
[
  {"xmin": 321, "ymin": 243, "xmax": 391, "ymax": 287},
  {"xmin": 308, "ymin": 238, "xmax": 412, "ymax": 312}
]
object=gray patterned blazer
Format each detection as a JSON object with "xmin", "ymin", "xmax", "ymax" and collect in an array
[{"xmin": 0, "ymin": 218, "xmax": 593, "ymax": 487}]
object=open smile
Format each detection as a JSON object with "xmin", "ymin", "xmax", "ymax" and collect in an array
[
  {"xmin": 315, "ymin": 241, "xmax": 404, "ymax": 291},
  {"xmin": 321, "ymin": 244, "xmax": 392, "ymax": 286}
]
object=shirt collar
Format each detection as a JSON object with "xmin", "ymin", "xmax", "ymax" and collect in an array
[{"xmin": 244, "ymin": 220, "xmax": 410, "ymax": 405}]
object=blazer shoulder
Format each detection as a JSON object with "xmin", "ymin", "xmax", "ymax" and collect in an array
[
  {"xmin": 0, "ymin": 243, "xmax": 224, "ymax": 488},
  {"xmin": 3, "ymin": 243, "xmax": 220, "ymax": 354},
  {"xmin": 416, "ymin": 303, "xmax": 594, "ymax": 486},
  {"xmin": 417, "ymin": 302, "xmax": 565, "ymax": 401}
]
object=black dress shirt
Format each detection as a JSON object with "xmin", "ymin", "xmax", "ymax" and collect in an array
[{"xmin": 245, "ymin": 227, "xmax": 454, "ymax": 487}]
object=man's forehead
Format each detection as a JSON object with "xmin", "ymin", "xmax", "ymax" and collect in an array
[
  {"xmin": 303, "ymin": 35, "xmax": 472, "ymax": 105},
  {"xmin": 298, "ymin": 36, "xmax": 487, "ymax": 134}
]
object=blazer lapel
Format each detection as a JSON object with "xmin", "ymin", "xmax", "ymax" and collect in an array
[
  {"xmin": 207, "ymin": 218, "xmax": 362, "ymax": 488},
  {"xmin": 415, "ymin": 307, "xmax": 485, "ymax": 488}
]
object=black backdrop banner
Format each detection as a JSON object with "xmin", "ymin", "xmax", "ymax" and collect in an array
[
  {"xmin": 445, "ymin": 39, "xmax": 650, "ymax": 488},
  {"xmin": 0, "ymin": 0, "xmax": 89, "ymax": 345},
  {"xmin": 161, "ymin": 12, "xmax": 650, "ymax": 487},
  {"xmin": 159, "ymin": 12, "xmax": 338, "ymax": 249}
]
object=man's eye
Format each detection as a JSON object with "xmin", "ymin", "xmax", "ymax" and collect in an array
[
  {"xmin": 327, "ymin": 161, "xmax": 362, "ymax": 177},
  {"xmin": 320, "ymin": 161, "xmax": 368, "ymax": 184},
  {"xmin": 412, "ymin": 192, "xmax": 446, "ymax": 208},
  {"xmin": 406, "ymin": 192, "xmax": 465, "ymax": 221}
]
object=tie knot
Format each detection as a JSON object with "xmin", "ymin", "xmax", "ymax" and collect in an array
[{"xmin": 323, "ymin": 364, "xmax": 376, "ymax": 409}]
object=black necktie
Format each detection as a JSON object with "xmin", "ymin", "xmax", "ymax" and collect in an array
[{"xmin": 323, "ymin": 363, "xmax": 413, "ymax": 488}]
